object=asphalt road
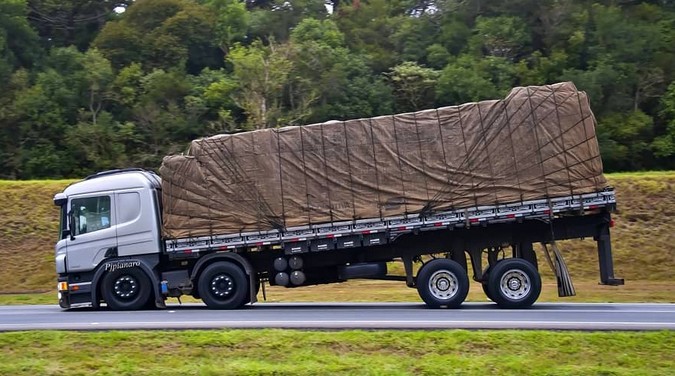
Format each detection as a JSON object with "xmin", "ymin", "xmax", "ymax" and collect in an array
[{"xmin": 0, "ymin": 302, "xmax": 673, "ymax": 331}]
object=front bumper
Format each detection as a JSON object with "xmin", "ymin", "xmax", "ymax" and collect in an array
[{"xmin": 57, "ymin": 277, "xmax": 93, "ymax": 309}]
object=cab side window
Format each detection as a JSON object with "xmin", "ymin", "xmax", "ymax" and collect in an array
[{"xmin": 71, "ymin": 196, "xmax": 111, "ymax": 235}]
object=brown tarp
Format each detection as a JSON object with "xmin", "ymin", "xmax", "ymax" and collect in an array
[{"xmin": 160, "ymin": 82, "xmax": 608, "ymax": 238}]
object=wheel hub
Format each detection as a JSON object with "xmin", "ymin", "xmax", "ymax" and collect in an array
[
  {"xmin": 114, "ymin": 276, "xmax": 138, "ymax": 299},
  {"xmin": 499, "ymin": 269, "xmax": 531, "ymax": 300},
  {"xmin": 508, "ymin": 278, "xmax": 522, "ymax": 291},
  {"xmin": 428, "ymin": 270, "xmax": 459, "ymax": 300},
  {"xmin": 211, "ymin": 274, "xmax": 234, "ymax": 297}
]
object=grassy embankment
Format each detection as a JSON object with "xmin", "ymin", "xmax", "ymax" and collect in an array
[
  {"xmin": 0, "ymin": 330, "xmax": 672, "ymax": 375},
  {"xmin": 0, "ymin": 172, "xmax": 673, "ymax": 305}
]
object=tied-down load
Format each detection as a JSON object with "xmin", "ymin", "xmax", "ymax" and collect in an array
[{"xmin": 160, "ymin": 82, "xmax": 608, "ymax": 238}]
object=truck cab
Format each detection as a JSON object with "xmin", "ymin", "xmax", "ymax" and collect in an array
[{"xmin": 54, "ymin": 169, "xmax": 163, "ymax": 309}]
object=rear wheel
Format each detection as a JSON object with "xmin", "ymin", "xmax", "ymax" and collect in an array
[
  {"xmin": 198, "ymin": 261, "xmax": 249, "ymax": 309},
  {"xmin": 416, "ymin": 259, "xmax": 469, "ymax": 308},
  {"xmin": 487, "ymin": 258, "xmax": 541, "ymax": 309},
  {"xmin": 102, "ymin": 267, "xmax": 152, "ymax": 311},
  {"xmin": 481, "ymin": 265, "xmax": 494, "ymax": 301}
]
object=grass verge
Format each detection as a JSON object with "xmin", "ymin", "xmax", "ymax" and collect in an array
[{"xmin": 0, "ymin": 330, "xmax": 672, "ymax": 375}]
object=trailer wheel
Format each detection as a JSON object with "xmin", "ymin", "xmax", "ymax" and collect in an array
[
  {"xmin": 416, "ymin": 259, "xmax": 469, "ymax": 308},
  {"xmin": 102, "ymin": 268, "xmax": 152, "ymax": 311},
  {"xmin": 198, "ymin": 261, "xmax": 249, "ymax": 309},
  {"xmin": 481, "ymin": 265, "xmax": 494, "ymax": 301},
  {"xmin": 487, "ymin": 258, "xmax": 541, "ymax": 309}
]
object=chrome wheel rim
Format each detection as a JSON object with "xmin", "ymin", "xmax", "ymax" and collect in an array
[
  {"xmin": 428, "ymin": 270, "xmax": 459, "ymax": 300},
  {"xmin": 499, "ymin": 269, "xmax": 531, "ymax": 300}
]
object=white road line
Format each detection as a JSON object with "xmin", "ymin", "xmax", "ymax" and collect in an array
[{"xmin": 0, "ymin": 320, "xmax": 673, "ymax": 331}]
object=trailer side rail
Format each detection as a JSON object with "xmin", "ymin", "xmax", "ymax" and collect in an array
[{"xmin": 165, "ymin": 190, "xmax": 616, "ymax": 255}]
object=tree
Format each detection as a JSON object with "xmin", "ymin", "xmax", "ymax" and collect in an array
[
  {"xmin": 83, "ymin": 49, "xmax": 114, "ymax": 125},
  {"xmin": 388, "ymin": 61, "xmax": 439, "ymax": 112},
  {"xmin": 0, "ymin": 0, "xmax": 41, "ymax": 79},
  {"xmin": 65, "ymin": 111, "xmax": 129, "ymax": 174},
  {"xmin": 228, "ymin": 40, "xmax": 294, "ymax": 129},
  {"xmin": 390, "ymin": 15, "xmax": 438, "ymax": 63},
  {"xmin": 436, "ymin": 54, "xmax": 516, "ymax": 105},
  {"xmin": 0, "ymin": 0, "xmax": 42, "ymax": 178},
  {"xmin": 597, "ymin": 110, "xmax": 654, "ymax": 171},
  {"xmin": 468, "ymin": 16, "xmax": 531, "ymax": 60},
  {"xmin": 0, "ymin": 69, "xmax": 31, "ymax": 178},
  {"xmin": 93, "ymin": 0, "xmax": 219, "ymax": 73},
  {"xmin": 200, "ymin": 0, "xmax": 249, "ymax": 54},
  {"xmin": 12, "ymin": 57, "xmax": 85, "ymax": 177},
  {"xmin": 290, "ymin": 18, "xmax": 392, "ymax": 121},
  {"xmin": 652, "ymin": 81, "xmax": 675, "ymax": 163},
  {"xmin": 247, "ymin": 0, "xmax": 327, "ymax": 42},
  {"xmin": 27, "ymin": 0, "xmax": 132, "ymax": 50},
  {"xmin": 333, "ymin": 0, "xmax": 399, "ymax": 72},
  {"xmin": 1, "ymin": 0, "xmax": 675, "ymax": 178}
]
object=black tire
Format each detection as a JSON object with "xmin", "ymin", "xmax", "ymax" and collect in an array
[
  {"xmin": 487, "ymin": 258, "xmax": 541, "ymax": 309},
  {"xmin": 416, "ymin": 259, "xmax": 469, "ymax": 308},
  {"xmin": 481, "ymin": 264, "xmax": 494, "ymax": 302},
  {"xmin": 102, "ymin": 267, "xmax": 152, "ymax": 311},
  {"xmin": 198, "ymin": 261, "xmax": 249, "ymax": 309},
  {"xmin": 481, "ymin": 282, "xmax": 495, "ymax": 302}
]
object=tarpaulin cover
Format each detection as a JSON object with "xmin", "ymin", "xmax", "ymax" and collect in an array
[{"xmin": 160, "ymin": 82, "xmax": 608, "ymax": 238}]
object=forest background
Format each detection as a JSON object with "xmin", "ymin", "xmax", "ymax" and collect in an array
[{"xmin": 1, "ymin": 0, "xmax": 674, "ymax": 179}]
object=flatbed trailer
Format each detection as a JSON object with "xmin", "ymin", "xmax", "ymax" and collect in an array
[{"xmin": 163, "ymin": 186, "xmax": 622, "ymax": 307}]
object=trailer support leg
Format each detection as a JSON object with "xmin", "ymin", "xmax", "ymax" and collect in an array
[
  {"xmin": 402, "ymin": 256, "xmax": 415, "ymax": 287},
  {"xmin": 596, "ymin": 225, "xmax": 624, "ymax": 286}
]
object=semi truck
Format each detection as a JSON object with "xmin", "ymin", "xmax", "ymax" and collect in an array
[{"xmin": 53, "ymin": 82, "xmax": 623, "ymax": 311}]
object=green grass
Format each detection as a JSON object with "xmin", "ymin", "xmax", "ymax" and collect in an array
[
  {"xmin": 0, "ymin": 330, "xmax": 672, "ymax": 375},
  {"xmin": 605, "ymin": 170, "xmax": 675, "ymax": 178}
]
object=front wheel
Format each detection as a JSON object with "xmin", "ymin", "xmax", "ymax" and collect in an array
[
  {"xmin": 102, "ymin": 267, "xmax": 152, "ymax": 311},
  {"xmin": 416, "ymin": 259, "xmax": 469, "ymax": 308},
  {"xmin": 198, "ymin": 261, "xmax": 249, "ymax": 309},
  {"xmin": 487, "ymin": 258, "xmax": 541, "ymax": 309}
]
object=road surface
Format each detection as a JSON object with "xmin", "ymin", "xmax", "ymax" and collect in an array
[{"xmin": 0, "ymin": 302, "xmax": 673, "ymax": 331}]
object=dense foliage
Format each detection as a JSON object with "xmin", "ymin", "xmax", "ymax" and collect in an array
[{"xmin": 1, "ymin": 0, "xmax": 674, "ymax": 178}]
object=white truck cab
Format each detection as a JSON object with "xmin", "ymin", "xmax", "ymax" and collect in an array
[{"xmin": 54, "ymin": 169, "xmax": 163, "ymax": 309}]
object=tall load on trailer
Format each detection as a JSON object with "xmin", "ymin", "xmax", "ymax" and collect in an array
[{"xmin": 160, "ymin": 82, "xmax": 608, "ymax": 238}]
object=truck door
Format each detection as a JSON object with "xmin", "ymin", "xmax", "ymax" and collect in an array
[
  {"xmin": 65, "ymin": 193, "xmax": 118, "ymax": 273},
  {"xmin": 115, "ymin": 188, "xmax": 161, "ymax": 256}
]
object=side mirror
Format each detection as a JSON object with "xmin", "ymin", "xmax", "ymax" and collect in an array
[{"xmin": 67, "ymin": 210, "xmax": 76, "ymax": 240}]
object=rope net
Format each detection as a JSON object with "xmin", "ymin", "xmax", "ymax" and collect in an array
[{"xmin": 160, "ymin": 82, "xmax": 608, "ymax": 238}]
